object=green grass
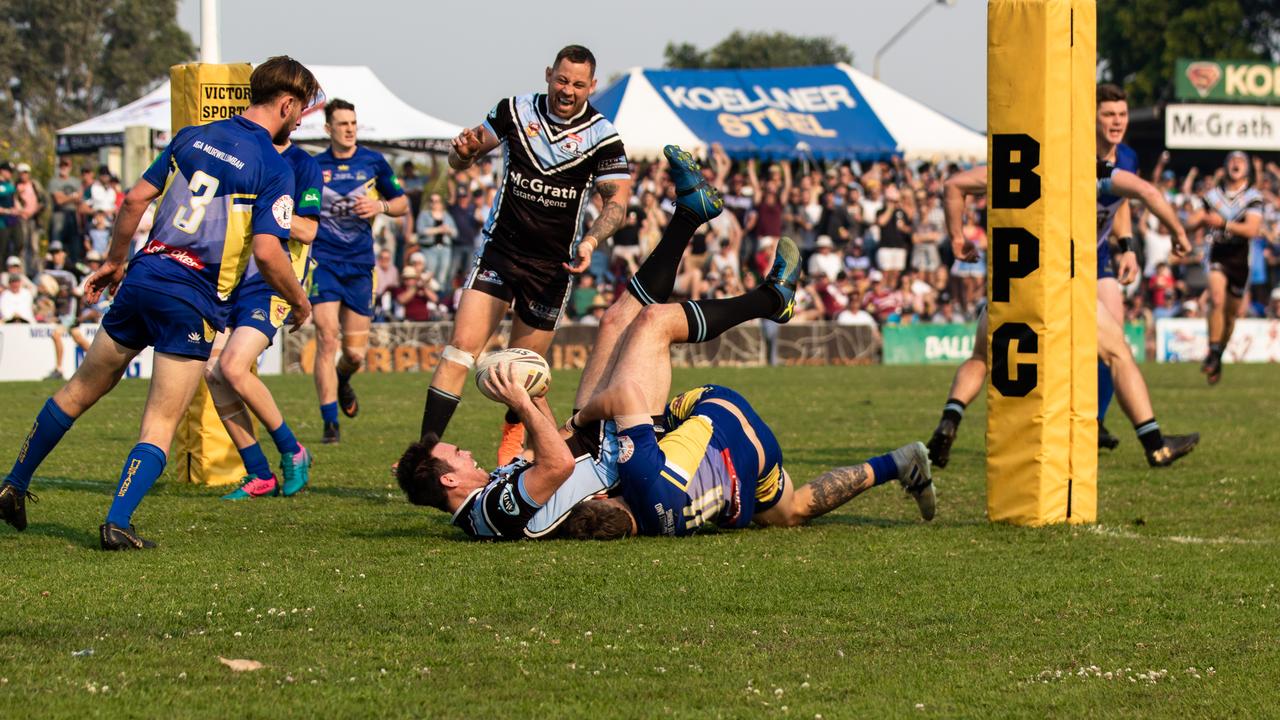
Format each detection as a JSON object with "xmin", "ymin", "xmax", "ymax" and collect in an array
[{"xmin": 0, "ymin": 364, "xmax": 1277, "ymax": 719}]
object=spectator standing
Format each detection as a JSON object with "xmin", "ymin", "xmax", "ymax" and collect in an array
[
  {"xmin": 415, "ymin": 192, "xmax": 457, "ymax": 287},
  {"xmin": 0, "ymin": 164, "xmax": 18, "ymax": 263},
  {"xmin": 86, "ymin": 166, "xmax": 117, "ymax": 216},
  {"xmin": 876, "ymin": 184, "xmax": 913, "ymax": 289},
  {"xmin": 448, "ymin": 188, "xmax": 483, "ymax": 285},
  {"xmin": 912, "ymin": 193, "xmax": 944, "ymax": 274},
  {"xmin": 86, "ymin": 212, "xmax": 111, "ymax": 258},
  {"xmin": 14, "ymin": 163, "xmax": 44, "ymax": 273},
  {"xmin": 48, "ymin": 159, "xmax": 82, "ymax": 267}
]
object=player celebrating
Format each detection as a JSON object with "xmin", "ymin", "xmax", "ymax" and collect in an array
[
  {"xmin": 206, "ymin": 132, "xmax": 324, "ymax": 499},
  {"xmin": 311, "ymin": 99, "xmax": 409, "ymax": 443},
  {"xmin": 1185, "ymin": 150, "xmax": 1264, "ymax": 384},
  {"xmin": 924, "ymin": 161, "xmax": 1198, "ymax": 471},
  {"xmin": 419, "ymin": 45, "xmax": 632, "ymax": 464},
  {"xmin": 0, "ymin": 57, "xmax": 318, "ymax": 548}
]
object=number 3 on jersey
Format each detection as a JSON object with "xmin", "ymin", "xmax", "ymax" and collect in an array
[{"xmin": 173, "ymin": 170, "xmax": 220, "ymax": 234}]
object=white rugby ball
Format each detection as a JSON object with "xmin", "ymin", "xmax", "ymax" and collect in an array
[{"xmin": 475, "ymin": 348, "xmax": 551, "ymax": 402}]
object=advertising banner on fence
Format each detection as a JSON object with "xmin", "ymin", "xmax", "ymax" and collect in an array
[
  {"xmin": 283, "ymin": 322, "xmax": 879, "ymax": 373},
  {"xmin": 883, "ymin": 322, "xmax": 1145, "ymax": 365},
  {"xmin": 0, "ymin": 324, "xmax": 282, "ymax": 382},
  {"xmin": 1155, "ymin": 318, "xmax": 1280, "ymax": 363}
]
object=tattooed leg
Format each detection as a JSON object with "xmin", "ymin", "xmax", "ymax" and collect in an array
[{"xmin": 755, "ymin": 464, "xmax": 878, "ymax": 527}]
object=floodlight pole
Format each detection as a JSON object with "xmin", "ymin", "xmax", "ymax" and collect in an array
[
  {"xmin": 873, "ymin": 0, "xmax": 955, "ymax": 80},
  {"xmin": 201, "ymin": 0, "xmax": 221, "ymax": 64}
]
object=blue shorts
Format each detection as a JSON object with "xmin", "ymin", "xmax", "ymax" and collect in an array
[
  {"xmin": 310, "ymin": 259, "xmax": 375, "ymax": 317},
  {"xmin": 101, "ymin": 276, "xmax": 216, "ymax": 360},
  {"xmin": 1097, "ymin": 240, "xmax": 1115, "ymax": 280},
  {"xmin": 227, "ymin": 286, "xmax": 291, "ymax": 344}
]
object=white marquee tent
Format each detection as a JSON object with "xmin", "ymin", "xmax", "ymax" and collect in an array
[{"xmin": 57, "ymin": 65, "xmax": 462, "ymax": 154}]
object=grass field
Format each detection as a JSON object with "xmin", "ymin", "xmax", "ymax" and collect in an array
[{"xmin": 0, "ymin": 363, "xmax": 1276, "ymax": 719}]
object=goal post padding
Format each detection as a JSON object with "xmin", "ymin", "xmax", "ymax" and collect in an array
[
  {"xmin": 170, "ymin": 63, "xmax": 255, "ymax": 487},
  {"xmin": 985, "ymin": 0, "xmax": 1097, "ymax": 525}
]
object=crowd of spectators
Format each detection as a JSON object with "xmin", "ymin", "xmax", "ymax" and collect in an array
[{"xmin": 5, "ymin": 147, "xmax": 1280, "ymax": 350}]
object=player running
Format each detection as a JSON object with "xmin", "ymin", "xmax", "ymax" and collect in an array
[
  {"xmin": 311, "ymin": 98, "xmax": 409, "ymax": 444},
  {"xmin": 1185, "ymin": 150, "xmax": 1264, "ymax": 385},
  {"xmin": 0, "ymin": 57, "xmax": 319, "ymax": 548},
  {"xmin": 206, "ymin": 133, "xmax": 324, "ymax": 499},
  {"xmin": 924, "ymin": 160, "xmax": 1199, "ymax": 471},
  {"xmin": 1094, "ymin": 84, "xmax": 1140, "ymax": 448},
  {"xmin": 419, "ymin": 45, "xmax": 633, "ymax": 465}
]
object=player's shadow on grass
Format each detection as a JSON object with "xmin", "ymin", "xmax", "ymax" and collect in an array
[{"xmin": 20, "ymin": 522, "xmax": 98, "ymax": 546}]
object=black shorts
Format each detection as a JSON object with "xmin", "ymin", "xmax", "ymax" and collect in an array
[
  {"xmin": 464, "ymin": 244, "xmax": 571, "ymax": 331},
  {"xmin": 1209, "ymin": 242, "xmax": 1249, "ymax": 298}
]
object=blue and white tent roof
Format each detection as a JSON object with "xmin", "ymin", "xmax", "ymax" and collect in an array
[{"xmin": 593, "ymin": 63, "xmax": 984, "ymax": 162}]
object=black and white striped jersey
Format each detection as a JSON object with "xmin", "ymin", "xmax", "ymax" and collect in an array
[
  {"xmin": 1202, "ymin": 185, "xmax": 1264, "ymax": 245},
  {"xmin": 481, "ymin": 93, "xmax": 629, "ymax": 262}
]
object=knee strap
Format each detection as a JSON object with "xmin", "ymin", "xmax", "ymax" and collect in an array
[{"xmin": 441, "ymin": 344, "xmax": 477, "ymax": 369}]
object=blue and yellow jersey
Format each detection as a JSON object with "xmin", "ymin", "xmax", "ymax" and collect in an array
[
  {"xmin": 312, "ymin": 145, "xmax": 403, "ymax": 268},
  {"xmin": 238, "ymin": 143, "xmax": 323, "ymax": 294},
  {"xmin": 620, "ymin": 385, "xmax": 785, "ymax": 537},
  {"xmin": 1097, "ymin": 143, "xmax": 1138, "ymax": 246},
  {"xmin": 131, "ymin": 115, "xmax": 294, "ymax": 328}
]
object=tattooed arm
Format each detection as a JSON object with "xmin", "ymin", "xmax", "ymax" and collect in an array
[
  {"xmin": 566, "ymin": 178, "xmax": 634, "ymax": 273},
  {"xmin": 754, "ymin": 465, "xmax": 875, "ymax": 527}
]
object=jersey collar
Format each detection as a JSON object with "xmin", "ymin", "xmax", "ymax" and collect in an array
[
  {"xmin": 450, "ymin": 488, "xmax": 484, "ymax": 526},
  {"xmin": 540, "ymin": 93, "xmax": 589, "ymax": 125}
]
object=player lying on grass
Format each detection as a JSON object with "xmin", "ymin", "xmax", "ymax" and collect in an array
[{"xmin": 925, "ymin": 161, "xmax": 1199, "ymax": 471}]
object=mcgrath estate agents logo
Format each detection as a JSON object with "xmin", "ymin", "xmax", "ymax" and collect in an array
[{"xmin": 1176, "ymin": 59, "xmax": 1280, "ymax": 104}]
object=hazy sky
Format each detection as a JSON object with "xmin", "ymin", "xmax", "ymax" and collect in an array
[{"xmin": 177, "ymin": 0, "xmax": 988, "ymax": 130}]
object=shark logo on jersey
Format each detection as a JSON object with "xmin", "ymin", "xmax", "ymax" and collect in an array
[
  {"xmin": 525, "ymin": 121, "xmax": 541, "ymax": 138},
  {"xmin": 477, "ymin": 269, "xmax": 503, "ymax": 286},
  {"xmin": 618, "ymin": 435, "xmax": 635, "ymax": 463},
  {"xmin": 499, "ymin": 485, "xmax": 519, "ymax": 515}
]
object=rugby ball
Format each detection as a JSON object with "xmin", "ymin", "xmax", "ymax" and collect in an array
[{"xmin": 475, "ymin": 348, "xmax": 551, "ymax": 402}]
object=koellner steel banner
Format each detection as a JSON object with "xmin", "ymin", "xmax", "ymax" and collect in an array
[
  {"xmin": 1165, "ymin": 103, "xmax": 1280, "ymax": 152},
  {"xmin": 985, "ymin": 0, "xmax": 1098, "ymax": 526}
]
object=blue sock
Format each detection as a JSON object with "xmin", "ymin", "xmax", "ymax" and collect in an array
[
  {"xmin": 868, "ymin": 453, "xmax": 898, "ymax": 487},
  {"xmin": 268, "ymin": 422, "xmax": 300, "ymax": 456},
  {"xmin": 5, "ymin": 398, "xmax": 76, "ymax": 493},
  {"xmin": 105, "ymin": 443, "xmax": 167, "ymax": 528},
  {"xmin": 1097, "ymin": 361, "xmax": 1114, "ymax": 421},
  {"xmin": 320, "ymin": 402, "xmax": 339, "ymax": 425},
  {"xmin": 239, "ymin": 443, "xmax": 273, "ymax": 480}
]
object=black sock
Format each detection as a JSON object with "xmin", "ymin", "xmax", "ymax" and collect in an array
[
  {"xmin": 422, "ymin": 387, "xmax": 461, "ymax": 439},
  {"xmin": 337, "ymin": 369, "xmax": 351, "ymax": 385},
  {"xmin": 682, "ymin": 287, "xmax": 780, "ymax": 343},
  {"xmin": 1134, "ymin": 418, "xmax": 1163, "ymax": 454},
  {"xmin": 1208, "ymin": 342, "xmax": 1223, "ymax": 360},
  {"xmin": 941, "ymin": 398, "xmax": 967, "ymax": 426},
  {"xmin": 504, "ymin": 408, "xmax": 519, "ymax": 425},
  {"xmin": 629, "ymin": 206, "xmax": 702, "ymax": 305}
]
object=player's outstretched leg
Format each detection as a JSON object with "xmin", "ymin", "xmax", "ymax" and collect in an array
[
  {"xmin": 680, "ymin": 236, "xmax": 801, "ymax": 343},
  {"xmin": 757, "ymin": 441, "xmax": 935, "ymax": 527}
]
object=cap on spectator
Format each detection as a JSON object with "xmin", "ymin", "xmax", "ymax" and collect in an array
[
  {"xmin": 5, "ymin": 256, "xmax": 20, "ymax": 267},
  {"xmin": 48, "ymin": 241, "xmax": 65, "ymax": 253},
  {"xmin": 815, "ymin": 235, "xmax": 835, "ymax": 249},
  {"xmin": 1162, "ymin": 169, "xmax": 1176, "ymax": 181},
  {"xmin": 1271, "ymin": 287, "xmax": 1280, "ymax": 302},
  {"xmin": 86, "ymin": 251, "xmax": 103, "ymax": 262},
  {"xmin": 16, "ymin": 162, "xmax": 31, "ymax": 173},
  {"xmin": 402, "ymin": 266, "xmax": 420, "ymax": 280},
  {"xmin": 590, "ymin": 296, "xmax": 610, "ymax": 311},
  {"xmin": 869, "ymin": 269, "xmax": 884, "ymax": 282},
  {"xmin": 409, "ymin": 251, "xmax": 425, "ymax": 265}
]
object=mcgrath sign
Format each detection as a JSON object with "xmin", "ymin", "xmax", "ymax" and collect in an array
[
  {"xmin": 1165, "ymin": 104, "xmax": 1280, "ymax": 151},
  {"xmin": 645, "ymin": 66, "xmax": 897, "ymax": 159}
]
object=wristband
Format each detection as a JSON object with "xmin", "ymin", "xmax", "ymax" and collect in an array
[
  {"xmin": 380, "ymin": 200, "xmax": 389, "ymax": 214},
  {"xmin": 1116, "ymin": 236, "xmax": 1133, "ymax": 253}
]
